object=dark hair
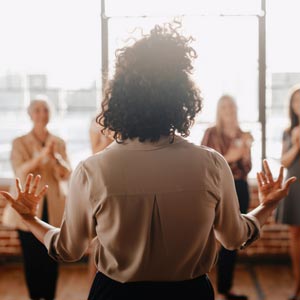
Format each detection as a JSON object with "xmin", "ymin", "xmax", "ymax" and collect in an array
[{"xmin": 96, "ymin": 22, "xmax": 202, "ymax": 143}]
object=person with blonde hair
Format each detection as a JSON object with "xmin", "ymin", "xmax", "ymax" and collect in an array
[
  {"xmin": 276, "ymin": 84, "xmax": 300, "ymax": 300},
  {"xmin": 0, "ymin": 25, "xmax": 296, "ymax": 300},
  {"xmin": 201, "ymin": 94, "xmax": 253, "ymax": 300},
  {"xmin": 3, "ymin": 96, "xmax": 71, "ymax": 300}
]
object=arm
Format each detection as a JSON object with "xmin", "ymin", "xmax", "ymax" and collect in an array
[
  {"xmin": 239, "ymin": 132, "xmax": 253, "ymax": 175},
  {"xmin": 201, "ymin": 128, "xmax": 221, "ymax": 152},
  {"xmin": 0, "ymin": 175, "xmax": 52, "ymax": 244},
  {"xmin": 248, "ymin": 160, "xmax": 296, "ymax": 225},
  {"xmin": 223, "ymin": 146, "xmax": 244, "ymax": 163},
  {"xmin": 0, "ymin": 163, "xmax": 94, "ymax": 262},
  {"xmin": 89, "ymin": 128, "xmax": 112, "ymax": 154},
  {"xmin": 281, "ymin": 129, "xmax": 300, "ymax": 168},
  {"xmin": 223, "ymin": 132, "xmax": 253, "ymax": 165},
  {"xmin": 213, "ymin": 154, "xmax": 258, "ymax": 249},
  {"xmin": 11, "ymin": 139, "xmax": 50, "ymax": 178},
  {"xmin": 44, "ymin": 163, "xmax": 93, "ymax": 261},
  {"xmin": 52, "ymin": 141, "xmax": 72, "ymax": 180},
  {"xmin": 214, "ymin": 155, "xmax": 296, "ymax": 250}
]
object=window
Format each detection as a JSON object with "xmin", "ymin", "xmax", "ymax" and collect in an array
[
  {"xmin": 104, "ymin": 0, "xmax": 261, "ymax": 177},
  {"xmin": 0, "ymin": 0, "xmax": 102, "ymax": 178},
  {"xmin": 2, "ymin": 0, "xmax": 293, "ymax": 180},
  {"xmin": 266, "ymin": 0, "xmax": 300, "ymax": 173}
]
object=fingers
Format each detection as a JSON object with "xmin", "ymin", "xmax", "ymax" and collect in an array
[
  {"xmin": 263, "ymin": 159, "xmax": 274, "ymax": 183},
  {"xmin": 283, "ymin": 176, "xmax": 297, "ymax": 192},
  {"xmin": 16, "ymin": 178, "xmax": 22, "ymax": 195},
  {"xmin": 24, "ymin": 174, "xmax": 33, "ymax": 193},
  {"xmin": 276, "ymin": 166, "xmax": 284, "ymax": 185},
  {"xmin": 31, "ymin": 175, "xmax": 41, "ymax": 195},
  {"xmin": 37, "ymin": 185, "xmax": 48, "ymax": 199},
  {"xmin": 256, "ymin": 172, "xmax": 263, "ymax": 188},
  {"xmin": 0, "ymin": 191, "xmax": 15, "ymax": 204}
]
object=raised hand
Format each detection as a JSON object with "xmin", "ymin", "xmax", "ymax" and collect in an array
[
  {"xmin": 0, "ymin": 174, "xmax": 48, "ymax": 218},
  {"xmin": 257, "ymin": 160, "xmax": 297, "ymax": 206}
]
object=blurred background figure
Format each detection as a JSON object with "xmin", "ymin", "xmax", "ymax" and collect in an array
[
  {"xmin": 276, "ymin": 85, "xmax": 300, "ymax": 300},
  {"xmin": 2, "ymin": 96, "xmax": 71, "ymax": 300},
  {"xmin": 201, "ymin": 94, "xmax": 253, "ymax": 300},
  {"xmin": 89, "ymin": 117, "xmax": 113, "ymax": 154}
]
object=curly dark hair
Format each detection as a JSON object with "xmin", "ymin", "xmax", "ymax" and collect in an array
[{"xmin": 96, "ymin": 22, "xmax": 202, "ymax": 143}]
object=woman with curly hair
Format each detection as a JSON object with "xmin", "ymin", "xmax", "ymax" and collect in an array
[{"xmin": 0, "ymin": 23, "xmax": 296, "ymax": 300}]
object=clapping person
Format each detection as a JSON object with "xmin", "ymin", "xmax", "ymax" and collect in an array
[
  {"xmin": 276, "ymin": 85, "xmax": 300, "ymax": 300},
  {"xmin": 2, "ymin": 96, "xmax": 71, "ymax": 300}
]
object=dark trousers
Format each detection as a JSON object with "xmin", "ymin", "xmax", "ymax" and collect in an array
[
  {"xmin": 18, "ymin": 198, "xmax": 58, "ymax": 300},
  {"xmin": 88, "ymin": 272, "xmax": 214, "ymax": 300},
  {"xmin": 217, "ymin": 179, "xmax": 250, "ymax": 294}
]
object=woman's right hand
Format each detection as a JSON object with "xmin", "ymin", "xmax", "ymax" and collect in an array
[{"xmin": 0, "ymin": 174, "xmax": 48, "ymax": 219}]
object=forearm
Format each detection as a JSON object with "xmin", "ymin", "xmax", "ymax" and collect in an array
[
  {"xmin": 281, "ymin": 145, "xmax": 299, "ymax": 168},
  {"xmin": 54, "ymin": 154, "xmax": 72, "ymax": 180},
  {"xmin": 247, "ymin": 203, "xmax": 277, "ymax": 227},
  {"xmin": 22, "ymin": 215, "xmax": 56, "ymax": 245},
  {"xmin": 17, "ymin": 156, "xmax": 42, "ymax": 176}
]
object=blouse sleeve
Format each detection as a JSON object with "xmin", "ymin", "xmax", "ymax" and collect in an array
[
  {"xmin": 44, "ymin": 162, "xmax": 95, "ymax": 261},
  {"xmin": 213, "ymin": 152, "xmax": 260, "ymax": 250}
]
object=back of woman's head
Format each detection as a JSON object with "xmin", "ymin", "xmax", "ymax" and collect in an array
[{"xmin": 97, "ymin": 22, "xmax": 202, "ymax": 143}]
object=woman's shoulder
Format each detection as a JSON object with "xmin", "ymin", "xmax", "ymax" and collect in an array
[
  {"xmin": 12, "ymin": 133, "xmax": 31, "ymax": 146},
  {"xmin": 240, "ymin": 130, "xmax": 253, "ymax": 140},
  {"xmin": 202, "ymin": 125, "xmax": 218, "ymax": 139},
  {"xmin": 204, "ymin": 125, "xmax": 217, "ymax": 133},
  {"xmin": 49, "ymin": 133, "xmax": 66, "ymax": 145},
  {"xmin": 283, "ymin": 128, "xmax": 292, "ymax": 139}
]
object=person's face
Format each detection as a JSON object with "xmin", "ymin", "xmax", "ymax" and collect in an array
[
  {"xmin": 291, "ymin": 91, "xmax": 300, "ymax": 117},
  {"xmin": 219, "ymin": 98, "xmax": 237, "ymax": 124},
  {"xmin": 29, "ymin": 101, "xmax": 50, "ymax": 127}
]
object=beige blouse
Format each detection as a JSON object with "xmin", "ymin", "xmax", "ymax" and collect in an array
[
  {"xmin": 44, "ymin": 136, "xmax": 260, "ymax": 282},
  {"xmin": 3, "ymin": 131, "xmax": 70, "ymax": 231}
]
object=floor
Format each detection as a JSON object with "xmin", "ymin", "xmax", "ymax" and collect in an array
[{"xmin": 0, "ymin": 262, "xmax": 294, "ymax": 300}]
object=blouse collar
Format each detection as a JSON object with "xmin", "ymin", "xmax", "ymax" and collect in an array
[{"xmin": 109, "ymin": 135, "xmax": 186, "ymax": 151}]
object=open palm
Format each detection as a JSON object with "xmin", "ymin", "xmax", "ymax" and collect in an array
[
  {"xmin": 257, "ymin": 160, "xmax": 296, "ymax": 206},
  {"xmin": 0, "ymin": 174, "xmax": 48, "ymax": 218}
]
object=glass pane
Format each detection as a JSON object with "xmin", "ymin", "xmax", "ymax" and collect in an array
[
  {"xmin": 107, "ymin": 15, "xmax": 260, "ymax": 177},
  {"xmin": 108, "ymin": 16, "xmax": 259, "ymax": 123},
  {"xmin": 266, "ymin": 0, "xmax": 300, "ymax": 174},
  {"xmin": 0, "ymin": 0, "xmax": 101, "ymax": 178},
  {"xmin": 105, "ymin": 0, "xmax": 261, "ymax": 17}
]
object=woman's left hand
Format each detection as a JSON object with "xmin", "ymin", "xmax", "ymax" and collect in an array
[
  {"xmin": 257, "ymin": 160, "xmax": 296, "ymax": 207},
  {"xmin": 0, "ymin": 174, "xmax": 48, "ymax": 219}
]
